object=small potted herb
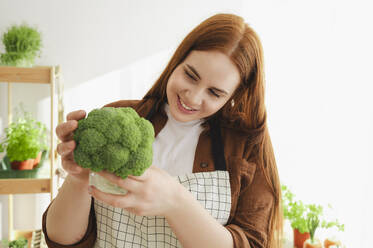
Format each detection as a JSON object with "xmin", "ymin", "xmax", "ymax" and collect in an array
[
  {"xmin": 0, "ymin": 108, "xmax": 48, "ymax": 170},
  {"xmin": 282, "ymin": 185, "xmax": 345, "ymax": 248},
  {"xmin": 0, "ymin": 24, "xmax": 42, "ymax": 67},
  {"xmin": 282, "ymin": 185, "xmax": 310, "ymax": 248},
  {"xmin": 303, "ymin": 204, "xmax": 345, "ymax": 248},
  {"xmin": 303, "ymin": 205, "xmax": 322, "ymax": 248}
]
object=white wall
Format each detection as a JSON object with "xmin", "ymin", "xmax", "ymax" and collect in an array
[
  {"xmin": 0, "ymin": 0, "xmax": 244, "ymax": 241},
  {"xmin": 243, "ymin": 0, "xmax": 373, "ymax": 247}
]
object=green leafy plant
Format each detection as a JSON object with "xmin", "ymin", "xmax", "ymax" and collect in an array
[
  {"xmin": 0, "ymin": 107, "xmax": 48, "ymax": 162},
  {"xmin": 0, "ymin": 24, "xmax": 42, "ymax": 67},
  {"xmin": 282, "ymin": 185, "xmax": 309, "ymax": 233},
  {"xmin": 306, "ymin": 205, "xmax": 321, "ymax": 243},
  {"xmin": 282, "ymin": 185, "xmax": 345, "ymax": 239},
  {"xmin": 2, "ymin": 236, "xmax": 28, "ymax": 248}
]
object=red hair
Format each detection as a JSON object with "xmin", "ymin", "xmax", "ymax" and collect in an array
[{"xmin": 144, "ymin": 13, "xmax": 283, "ymax": 247}]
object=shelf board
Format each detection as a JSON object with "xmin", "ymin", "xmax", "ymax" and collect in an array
[
  {"xmin": 0, "ymin": 178, "xmax": 51, "ymax": 194},
  {"xmin": 0, "ymin": 66, "xmax": 53, "ymax": 84}
]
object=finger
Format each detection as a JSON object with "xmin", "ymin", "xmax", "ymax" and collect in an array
[
  {"xmin": 66, "ymin": 110, "xmax": 86, "ymax": 121},
  {"xmin": 97, "ymin": 170, "xmax": 143, "ymax": 192},
  {"xmin": 127, "ymin": 165, "xmax": 154, "ymax": 181},
  {"xmin": 55, "ymin": 120, "xmax": 78, "ymax": 142},
  {"xmin": 89, "ymin": 185, "xmax": 135, "ymax": 209},
  {"xmin": 57, "ymin": 140, "xmax": 76, "ymax": 157},
  {"xmin": 61, "ymin": 155, "xmax": 84, "ymax": 174}
]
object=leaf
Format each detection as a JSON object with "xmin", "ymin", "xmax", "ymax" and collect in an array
[{"xmin": 0, "ymin": 106, "xmax": 48, "ymax": 161}]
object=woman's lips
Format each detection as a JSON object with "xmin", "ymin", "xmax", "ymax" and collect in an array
[{"xmin": 177, "ymin": 95, "xmax": 197, "ymax": 114}]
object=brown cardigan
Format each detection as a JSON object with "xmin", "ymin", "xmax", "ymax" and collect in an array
[{"xmin": 42, "ymin": 98, "xmax": 275, "ymax": 248}]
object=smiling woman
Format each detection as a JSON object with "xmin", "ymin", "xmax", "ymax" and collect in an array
[{"xmin": 43, "ymin": 13, "xmax": 282, "ymax": 248}]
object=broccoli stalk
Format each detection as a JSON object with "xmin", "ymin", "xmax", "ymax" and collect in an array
[{"xmin": 73, "ymin": 107, "xmax": 154, "ymax": 179}]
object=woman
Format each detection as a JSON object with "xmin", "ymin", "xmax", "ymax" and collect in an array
[{"xmin": 43, "ymin": 13, "xmax": 283, "ymax": 248}]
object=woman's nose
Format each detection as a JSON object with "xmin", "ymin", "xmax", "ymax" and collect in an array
[{"xmin": 185, "ymin": 89, "xmax": 204, "ymax": 107}]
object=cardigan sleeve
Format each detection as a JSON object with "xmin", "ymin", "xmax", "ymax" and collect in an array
[
  {"xmin": 225, "ymin": 160, "xmax": 275, "ymax": 248},
  {"xmin": 42, "ymin": 198, "xmax": 97, "ymax": 248}
]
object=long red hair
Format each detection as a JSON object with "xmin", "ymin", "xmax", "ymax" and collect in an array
[{"xmin": 143, "ymin": 13, "xmax": 283, "ymax": 247}]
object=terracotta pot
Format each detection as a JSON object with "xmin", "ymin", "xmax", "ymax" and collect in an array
[
  {"xmin": 294, "ymin": 229, "xmax": 310, "ymax": 248},
  {"xmin": 303, "ymin": 239, "xmax": 322, "ymax": 248},
  {"xmin": 33, "ymin": 151, "xmax": 42, "ymax": 168},
  {"xmin": 11, "ymin": 159, "xmax": 35, "ymax": 170},
  {"xmin": 324, "ymin": 238, "xmax": 341, "ymax": 248}
]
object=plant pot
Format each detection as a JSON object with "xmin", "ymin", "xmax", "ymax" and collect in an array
[
  {"xmin": 324, "ymin": 238, "xmax": 341, "ymax": 248},
  {"xmin": 11, "ymin": 159, "xmax": 35, "ymax": 170},
  {"xmin": 33, "ymin": 151, "xmax": 42, "ymax": 168},
  {"xmin": 303, "ymin": 238, "xmax": 322, "ymax": 248},
  {"xmin": 294, "ymin": 229, "xmax": 310, "ymax": 248}
]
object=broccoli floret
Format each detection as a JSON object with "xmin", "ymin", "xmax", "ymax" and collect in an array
[{"xmin": 73, "ymin": 107, "xmax": 155, "ymax": 179}]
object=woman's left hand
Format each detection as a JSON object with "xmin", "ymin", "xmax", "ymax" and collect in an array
[{"xmin": 88, "ymin": 165, "xmax": 183, "ymax": 217}]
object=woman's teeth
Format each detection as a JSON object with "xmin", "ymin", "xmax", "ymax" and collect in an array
[{"xmin": 180, "ymin": 97, "xmax": 194, "ymax": 111}]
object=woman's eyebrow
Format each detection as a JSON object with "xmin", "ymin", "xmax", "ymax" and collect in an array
[
  {"xmin": 185, "ymin": 64, "xmax": 229, "ymax": 95},
  {"xmin": 211, "ymin": 87, "xmax": 228, "ymax": 95},
  {"xmin": 186, "ymin": 64, "xmax": 201, "ymax": 79}
]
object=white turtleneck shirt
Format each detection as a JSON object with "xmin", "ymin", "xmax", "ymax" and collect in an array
[{"xmin": 151, "ymin": 104, "xmax": 204, "ymax": 176}]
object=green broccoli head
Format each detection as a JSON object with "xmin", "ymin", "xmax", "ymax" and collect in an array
[{"xmin": 73, "ymin": 107, "xmax": 154, "ymax": 179}]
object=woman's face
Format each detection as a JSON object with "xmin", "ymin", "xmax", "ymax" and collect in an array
[{"xmin": 166, "ymin": 50, "xmax": 241, "ymax": 123}]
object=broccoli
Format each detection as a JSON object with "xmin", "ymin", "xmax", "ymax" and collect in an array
[{"xmin": 73, "ymin": 107, "xmax": 155, "ymax": 179}]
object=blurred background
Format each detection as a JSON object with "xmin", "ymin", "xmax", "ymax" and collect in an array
[{"xmin": 0, "ymin": 0, "xmax": 372, "ymax": 247}]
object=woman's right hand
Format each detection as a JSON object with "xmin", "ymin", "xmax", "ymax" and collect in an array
[{"xmin": 56, "ymin": 110, "xmax": 90, "ymax": 186}]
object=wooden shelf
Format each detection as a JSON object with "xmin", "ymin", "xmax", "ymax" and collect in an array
[
  {"xmin": 0, "ymin": 65, "xmax": 59, "ymax": 240},
  {"xmin": 0, "ymin": 66, "xmax": 53, "ymax": 84},
  {"xmin": 0, "ymin": 178, "xmax": 51, "ymax": 194}
]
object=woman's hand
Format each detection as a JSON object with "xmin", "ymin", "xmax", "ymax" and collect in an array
[
  {"xmin": 56, "ymin": 110, "xmax": 90, "ymax": 186},
  {"xmin": 88, "ymin": 165, "xmax": 184, "ymax": 217}
]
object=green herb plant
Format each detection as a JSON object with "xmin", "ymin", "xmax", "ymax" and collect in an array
[
  {"xmin": 281, "ymin": 185, "xmax": 345, "ymax": 241},
  {"xmin": 2, "ymin": 236, "xmax": 28, "ymax": 248},
  {"xmin": 282, "ymin": 185, "xmax": 309, "ymax": 233},
  {"xmin": 306, "ymin": 205, "xmax": 321, "ymax": 243},
  {"xmin": 0, "ymin": 24, "xmax": 42, "ymax": 67},
  {"xmin": 0, "ymin": 107, "xmax": 48, "ymax": 162}
]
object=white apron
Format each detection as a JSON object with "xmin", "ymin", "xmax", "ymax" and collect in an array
[{"xmin": 93, "ymin": 171, "xmax": 231, "ymax": 248}]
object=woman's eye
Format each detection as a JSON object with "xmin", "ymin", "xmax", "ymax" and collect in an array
[
  {"xmin": 184, "ymin": 70, "xmax": 196, "ymax": 80},
  {"xmin": 209, "ymin": 89, "xmax": 220, "ymax": 98},
  {"xmin": 184, "ymin": 69, "xmax": 220, "ymax": 98}
]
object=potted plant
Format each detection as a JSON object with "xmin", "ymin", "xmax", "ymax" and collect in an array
[
  {"xmin": 282, "ymin": 185, "xmax": 310, "ymax": 248},
  {"xmin": 322, "ymin": 211, "xmax": 345, "ymax": 248},
  {"xmin": 304, "ymin": 204, "xmax": 345, "ymax": 248},
  {"xmin": 303, "ymin": 205, "xmax": 322, "ymax": 248},
  {"xmin": 0, "ymin": 23, "xmax": 42, "ymax": 67},
  {"xmin": 0, "ymin": 108, "xmax": 48, "ymax": 170},
  {"xmin": 282, "ymin": 185, "xmax": 345, "ymax": 248}
]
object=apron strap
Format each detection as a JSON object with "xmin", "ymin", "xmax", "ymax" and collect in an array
[{"xmin": 145, "ymin": 101, "xmax": 227, "ymax": 171}]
